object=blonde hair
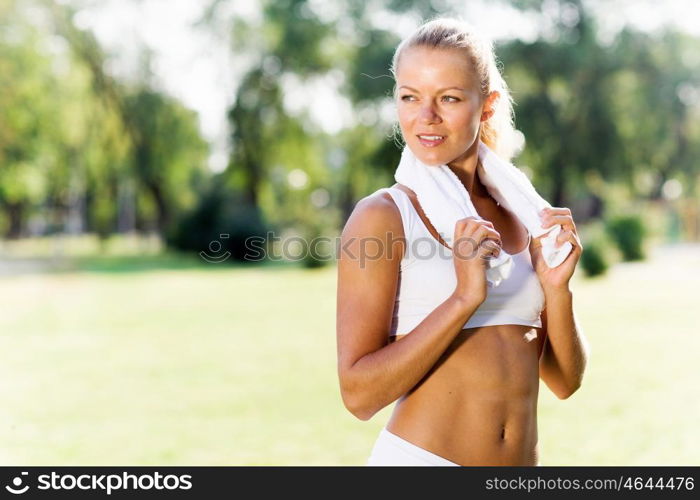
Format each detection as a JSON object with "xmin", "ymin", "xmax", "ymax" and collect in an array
[{"xmin": 390, "ymin": 17, "xmax": 520, "ymax": 161}]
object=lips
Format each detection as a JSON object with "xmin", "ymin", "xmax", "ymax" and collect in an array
[{"xmin": 417, "ymin": 134, "xmax": 446, "ymax": 147}]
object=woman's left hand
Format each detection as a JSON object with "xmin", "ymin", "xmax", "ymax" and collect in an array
[{"xmin": 529, "ymin": 207, "xmax": 583, "ymax": 292}]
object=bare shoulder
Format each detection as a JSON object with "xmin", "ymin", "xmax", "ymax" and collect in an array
[
  {"xmin": 340, "ymin": 187, "xmax": 405, "ymax": 244},
  {"xmin": 337, "ymin": 188, "xmax": 405, "ymax": 373}
]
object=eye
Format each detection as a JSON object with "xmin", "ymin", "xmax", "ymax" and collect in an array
[
  {"xmin": 400, "ymin": 95, "xmax": 415, "ymax": 101},
  {"xmin": 442, "ymin": 95, "xmax": 459, "ymax": 102}
]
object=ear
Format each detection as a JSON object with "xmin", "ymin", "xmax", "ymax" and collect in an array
[{"xmin": 480, "ymin": 91, "xmax": 500, "ymax": 122}]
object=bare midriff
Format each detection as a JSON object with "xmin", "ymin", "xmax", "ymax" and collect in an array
[
  {"xmin": 386, "ymin": 323, "xmax": 544, "ymax": 466},
  {"xmin": 382, "ymin": 179, "xmax": 543, "ymax": 465}
]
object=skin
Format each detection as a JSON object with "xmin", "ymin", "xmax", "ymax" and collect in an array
[{"xmin": 336, "ymin": 46, "xmax": 590, "ymax": 465}]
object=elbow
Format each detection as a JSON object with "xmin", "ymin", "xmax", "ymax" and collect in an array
[
  {"xmin": 556, "ymin": 378, "xmax": 582, "ymax": 400},
  {"xmin": 344, "ymin": 399, "xmax": 375, "ymax": 421},
  {"xmin": 339, "ymin": 374, "xmax": 379, "ymax": 421},
  {"xmin": 340, "ymin": 386, "xmax": 377, "ymax": 421}
]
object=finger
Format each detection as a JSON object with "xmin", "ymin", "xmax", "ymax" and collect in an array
[
  {"xmin": 482, "ymin": 227, "xmax": 503, "ymax": 249},
  {"xmin": 453, "ymin": 226, "xmax": 486, "ymax": 256},
  {"xmin": 556, "ymin": 230, "xmax": 581, "ymax": 249},
  {"xmin": 481, "ymin": 237, "xmax": 502, "ymax": 256},
  {"xmin": 557, "ymin": 229, "xmax": 573, "ymax": 245},
  {"xmin": 455, "ymin": 216, "xmax": 479, "ymax": 232},
  {"xmin": 541, "ymin": 207, "xmax": 571, "ymax": 216},
  {"xmin": 541, "ymin": 214, "xmax": 576, "ymax": 232},
  {"xmin": 465, "ymin": 222, "xmax": 499, "ymax": 241},
  {"xmin": 530, "ymin": 237, "xmax": 543, "ymax": 250},
  {"xmin": 457, "ymin": 216, "xmax": 479, "ymax": 225},
  {"xmin": 569, "ymin": 231, "xmax": 582, "ymax": 251},
  {"xmin": 541, "ymin": 214, "xmax": 572, "ymax": 226},
  {"xmin": 455, "ymin": 218, "xmax": 491, "ymax": 238},
  {"xmin": 471, "ymin": 225, "xmax": 502, "ymax": 249},
  {"xmin": 561, "ymin": 233, "xmax": 583, "ymax": 261},
  {"xmin": 468, "ymin": 219, "xmax": 495, "ymax": 232},
  {"xmin": 468, "ymin": 228, "xmax": 502, "ymax": 259}
]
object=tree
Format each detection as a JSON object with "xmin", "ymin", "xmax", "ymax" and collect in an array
[{"xmin": 42, "ymin": 0, "xmax": 209, "ymax": 236}]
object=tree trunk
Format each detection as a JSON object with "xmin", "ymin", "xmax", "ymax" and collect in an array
[
  {"xmin": 4, "ymin": 202, "xmax": 25, "ymax": 239},
  {"xmin": 550, "ymin": 160, "xmax": 567, "ymax": 208},
  {"xmin": 242, "ymin": 158, "xmax": 260, "ymax": 207},
  {"xmin": 147, "ymin": 182, "xmax": 169, "ymax": 234}
]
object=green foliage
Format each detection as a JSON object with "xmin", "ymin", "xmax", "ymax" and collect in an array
[
  {"xmin": 166, "ymin": 178, "xmax": 271, "ymax": 262},
  {"xmin": 124, "ymin": 86, "xmax": 209, "ymax": 233},
  {"xmin": 0, "ymin": 0, "xmax": 209, "ymax": 239},
  {"xmin": 345, "ymin": 29, "xmax": 400, "ymax": 104},
  {"xmin": 298, "ymin": 221, "xmax": 332, "ymax": 269},
  {"xmin": 500, "ymin": 1, "xmax": 700, "ymax": 211},
  {"xmin": 580, "ymin": 238, "xmax": 609, "ymax": 277},
  {"xmin": 605, "ymin": 215, "xmax": 647, "ymax": 261},
  {"xmin": 610, "ymin": 28, "xmax": 700, "ymax": 199},
  {"xmin": 500, "ymin": 8, "xmax": 624, "ymax": 207},
  {"xmin": 262, "ymin": 0, "xmax": 335, "ymax": 75}
]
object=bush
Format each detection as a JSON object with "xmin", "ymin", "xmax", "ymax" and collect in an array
[
  {"xmin": 166, "ymin": 182, "xmax": 271, "ymax": 263},
  {"xmin": 301, "ymin": 248, "xmax": 326, "ymax": 269},
  {"xmin": 299, "ymin": 224, "xmax": 331, "ymax": 269},
  {"xmin": 580, "ymin": 238, "xmax": 609, "ymax": 277},
  {"xmin": 605, "ymin": 215, "xmax": 646, "ymax": 261}
]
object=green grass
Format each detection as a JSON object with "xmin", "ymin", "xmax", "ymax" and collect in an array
[{"xmin": 0, "ymin": 243, "xmax": 698, "ymax": 465}]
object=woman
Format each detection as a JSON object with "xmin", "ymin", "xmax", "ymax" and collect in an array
[{"xmin": 336, "ymin": 17, "xmax": 590, "ymax": 466}]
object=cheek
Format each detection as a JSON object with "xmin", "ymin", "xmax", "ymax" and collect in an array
[
  {"xmin": 455, "ymin": 103, "xmax": 482, "ymax": 124},
  {"xmin": 446, "ymin": 109, "xmax": 480, "ymax": 136},
  {"xmin": 396, "ymin": 105, "xmax": 413, "ymax": 125},
  {"xmin": 395, "ymin": 103, "xmax": 482, "ymax": 134},
  {"xmin": 397, "ymin": 110, "xmax": 420, "ymax": 138}
]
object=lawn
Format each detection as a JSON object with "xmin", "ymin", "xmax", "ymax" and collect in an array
[{"xmin": 0, "ymin": 242, "xmax": 698, "ymax": 465}]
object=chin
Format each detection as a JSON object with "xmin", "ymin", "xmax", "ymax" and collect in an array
[
  {"xmin": 407, "ymin": 145, "xmax": 447, "ymax": 166},
  {"xmin": 414, "ymin": 151, "xmax": 450, "ymax": 167},
  {"xmin": 407, "ymin": 139, "xmax": 463, "ymax": 167}
]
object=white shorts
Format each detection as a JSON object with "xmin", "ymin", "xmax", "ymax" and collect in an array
[{"xmin": 366, "ymin": 427, "xmax": 460, "ymax": 466}]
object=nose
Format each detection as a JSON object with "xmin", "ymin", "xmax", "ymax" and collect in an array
[{"xmin": 419, "ymin": 100, "xmax": 441, "ymax": 123}]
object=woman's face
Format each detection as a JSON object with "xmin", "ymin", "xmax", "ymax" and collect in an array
[{"xmin": 395, "ymin": 46, "xmax": 491, "ymax": 167}]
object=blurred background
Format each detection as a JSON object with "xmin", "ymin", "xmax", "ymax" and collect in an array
[{"xmin": 0, "ymin": 0, "xmax": 698, "ymax": 465}]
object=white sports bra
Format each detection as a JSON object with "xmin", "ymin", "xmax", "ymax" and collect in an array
[{"xmin": 380, "ymin": 187, "xmax": 545, "ymax": 337}]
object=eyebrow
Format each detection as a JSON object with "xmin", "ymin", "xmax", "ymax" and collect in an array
[{"xmin": 399, "ymin": 85, "xmax": 467, "ymax": 93}]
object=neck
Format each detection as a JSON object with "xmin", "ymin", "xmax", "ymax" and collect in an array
[{"xmin": 447, "ymin": 143, "xmax": 489, "ymax": 199}]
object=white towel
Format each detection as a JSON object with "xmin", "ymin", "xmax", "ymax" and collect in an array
[{"xmin": 394, "ymin": 140, "xmax": 573, "ymax": 287}]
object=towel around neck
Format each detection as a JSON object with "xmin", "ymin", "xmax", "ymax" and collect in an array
[{"xmin": 393, "ymin": 140, "xmax": 573, "ymax": 287}]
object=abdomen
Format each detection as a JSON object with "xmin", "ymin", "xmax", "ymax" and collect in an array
[{"xmin": 386, "ymin": 324, "xmax": 543, "ymax": 465}]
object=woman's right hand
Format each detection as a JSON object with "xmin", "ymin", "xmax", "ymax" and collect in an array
[{"xmin": 451, "ymin": 217, "xmax": 502, "ymax": 304}]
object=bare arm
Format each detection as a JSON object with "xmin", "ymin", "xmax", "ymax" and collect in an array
[
  {"xmin": 532, "ymin": 206, "xmax": 590, "ymax": 399},
  {"xmin": 339, "ymin": 292, "xmax": 482, "ymax": 421},
  {"xmin": 539, "ymin": 288, "xmax": 590, "ymax": 399},
  {"xmin": 336, "ymin": 193, "xmax": 496, "ymax": 420}
]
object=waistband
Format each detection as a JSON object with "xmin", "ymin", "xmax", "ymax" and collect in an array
[{"xmin": 367, "ymin": 427, "xmax": 460, "ymax": 466}]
